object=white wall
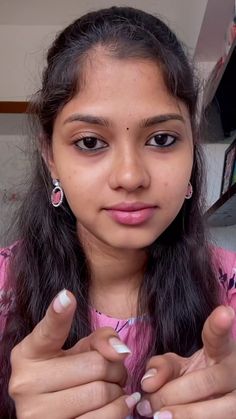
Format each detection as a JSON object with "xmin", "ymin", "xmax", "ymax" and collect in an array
[
  {"xmin": 0, "ymin": 25, "xmax": 61, "ymax": 100},
  {"xmin": 0, "ymin": 0, "xmax": 209, "ymax": 100},
  {"xmin": 0, "ymin": 137, "xmax": 29, "ymax": 245}
]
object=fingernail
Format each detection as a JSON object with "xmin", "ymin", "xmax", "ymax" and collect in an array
[
  {"xmin": 141, "ymin": 368, "xmax": 157, "ymax": 384},
  {"xmin": 53, "ymin": 289, "xmax": 71, "ymax": 313},
  {"xmin": 136, "ymin": 399, "xmax": 152, "ymax": 416},
  {"xmin": 153, "ymin": 411, "xmax": 173, "ymax": 419},
  {"xmin": 125, "ymin": 392, "xmax": 141, "ymax": 409},
  {"xmin": 109, "ymin": 337, "xmax": 131, "ymax": 354}
]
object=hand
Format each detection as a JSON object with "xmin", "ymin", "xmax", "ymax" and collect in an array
[
  {"xmin": 9, "ymin": 289, "xmax": 140, "ymax": 419},
  {"xmin": 136, "ymin": 305, "xmax": 236, "ymax": 418}
]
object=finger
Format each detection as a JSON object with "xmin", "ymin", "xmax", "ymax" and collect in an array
[
  {"xmin": 22, "ymin": 382, "xmax": 124, "ymax": 419},
  {"xmin": 26, "ymin": 351, "xmax": 127, "ymax": 393},
  {"xmin": 140, "ymin": 353, "xmax": 188, "ymax": 393},
  {"xmin": 202, "ymin": 305, "xmax": 235, "ymax": 362},
  {"xmin": 139, "ymin": 362, "xmax": 236, "ymax": 414},
  {"xmin": 152, "ymin": 391, "xmax": 236, "ymax": 419},
  {"xmin": 66, "ymin": 326, "xmax": 132, "ymax": 362},
  {"xmin": 77, "ymin": 392, "xmax": 141, "ymax": 419},
  {"xmin": 17, "ymin": 290, "xmax": 76, "ymax": 359}
]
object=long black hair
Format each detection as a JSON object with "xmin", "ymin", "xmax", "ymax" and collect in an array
[{"xmin": 0, "ymin": 7, "xmax": 220, "ymax": 417}]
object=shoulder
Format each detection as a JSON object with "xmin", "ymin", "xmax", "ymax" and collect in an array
[{"xmin": 0, "ymin": 244, "xmax": 17, "ymax": 339}]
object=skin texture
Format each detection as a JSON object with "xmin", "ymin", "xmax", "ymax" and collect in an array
[
  {"xmin": 137, "ymin": 305, "xmax": 236, "ymax": 418},
  {"xmin": 10, "ymin": 51, "xmax": 236, "ymax": 418},
  {"xmin": 9, "ymin": 291, "xmax": 139, "ymax": 419},
  {"xmin": 48, "ymin": 50, "xmax": 193, "ymax": 319},
  {"xmin": 49, "ymin": 53, "xmax": 193, "ymax": 254}
]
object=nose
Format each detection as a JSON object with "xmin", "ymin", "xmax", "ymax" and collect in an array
[{"xmin": 108, "ymin": 148, "xmax": 150, "ymax": 192}]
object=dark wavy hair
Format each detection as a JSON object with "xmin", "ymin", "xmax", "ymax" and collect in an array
[{"xmin": 0, "ymin": 6, "xmax": 220, "ymax": 418}]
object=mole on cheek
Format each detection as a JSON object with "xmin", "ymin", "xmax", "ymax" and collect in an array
[{"xmin": 126, "ymin": 127, "xmax": 129, "ymax": 131}]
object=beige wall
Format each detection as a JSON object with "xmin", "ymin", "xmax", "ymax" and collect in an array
[
  {"xmin": 0, "ymin": 25, "xmax": 60, "ymax": 100},
  {"xmin": 0, "ymin": 0, "xmax": 209, "ymax": 101}
]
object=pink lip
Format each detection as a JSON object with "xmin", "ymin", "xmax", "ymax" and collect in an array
[{"xmin": 105, "ymin": 202, "xmax": 157, "ymax": 225}]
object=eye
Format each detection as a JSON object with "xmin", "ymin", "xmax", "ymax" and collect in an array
[
  {"xmin": 146, "ymin": 133, "xmax": 177, "ymax": 148},
  {"xmin": 75, "ymin": 136, "xmax": 108, "ymax": 151}
]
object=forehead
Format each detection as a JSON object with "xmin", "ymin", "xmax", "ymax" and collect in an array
[
  {"xmin": 81, "ymin": 49, "xmax": 170, "ymax": 99},
  {"xmin": 58, "ymin": 49, "xmax": 191, "ymax": 126}
]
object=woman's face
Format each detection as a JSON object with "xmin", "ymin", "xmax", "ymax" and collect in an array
[{"xmin": 49, "ymin": 51, "xmax": 194, "ymax": 250}]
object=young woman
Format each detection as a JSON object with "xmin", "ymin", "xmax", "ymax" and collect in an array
[{"xmin": 0, "ymin": 6, "xmax": 236, "ymax": 419}]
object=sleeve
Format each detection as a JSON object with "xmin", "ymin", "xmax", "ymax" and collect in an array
[
  {"xmin": 212, "ymin": 246, "xmax": 236, "ymax": 339},
  {"xmin": 0, "ymin": 247, "xmax": 15, "ymax": 339}
]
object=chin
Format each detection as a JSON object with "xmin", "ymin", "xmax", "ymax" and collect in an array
[{"xmin": 104, "ymin": 231, "xmax": 161, "ymax": 250}]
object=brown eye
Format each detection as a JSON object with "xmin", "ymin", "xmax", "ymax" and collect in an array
[
  {"xmin": 147, "ymin": 133, "xmax": 177, "ymax": 147},
  {"xmin": 75, "ymin": 136, "xmax": 107, "ymax": 151}
]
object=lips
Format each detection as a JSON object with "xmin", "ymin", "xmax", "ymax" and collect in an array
[
  {"xmin": 105, "ymin": 202, "xmax": 157, "ymax": 225},
  {"xmin": 106, "ymin": 202, "xmax": 156, "ymax": 211}
]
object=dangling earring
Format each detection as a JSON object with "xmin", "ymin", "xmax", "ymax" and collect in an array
[
  {"xmin": 185, "ymin": 181, "xmax": 193, "ymax": 200},
  {"xmin": 51, "ymin": 179, "xmax": 64, "ymax": 207}
]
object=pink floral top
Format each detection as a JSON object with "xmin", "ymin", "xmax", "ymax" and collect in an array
[{"xmin": 1, "ymin": 245, "xmax": 236, "ymax": 370}]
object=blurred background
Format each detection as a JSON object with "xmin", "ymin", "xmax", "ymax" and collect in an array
[{"xmin": 0, "ymin": 0, "xmax": 236, "ymax": 249}]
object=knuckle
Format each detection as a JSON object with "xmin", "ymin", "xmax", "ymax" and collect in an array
[
  {"xmin": 150, "ymin": 391, "xmax": 169, "ymax": 409},
  {"xmin": 8, "ymin": 363, "xmax": 35, "ymax": 399},
  {"xmin": 90, "ymin": 327, "xmax": 116, "ymax": 344},
  {"xmin": 201, "ymin": 369, "xmax": 218, "ymax": 393},
  {"xmin": 146, "ymin": 355, "xmax": 159, "ymax": 369},
  {"xmin": 8, "ymin": 374, "xmax": 29, "ymax": 398},
  {"xmin": 10, "ymin": 344, "xmax": 21, "ymax": 365},
  {"xmin": 92, "ymin": 381, "xmax": 111, "ymax": 403},
  {"xmin": 38, "ymin": 321, "xmax": 52, "ymax": 341},
  {"xmin": 91, "ymin": 352, "xmax": 108, "ymax": 377}
]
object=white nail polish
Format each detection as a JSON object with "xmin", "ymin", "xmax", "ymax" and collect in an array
[
  {"xmin": 125, "ymin": 392, "xmax": 141, "ymax": 408},
  {"xmin": 109, "ymin": 337, "xmax": 131, "ymax": 354},
  {"xmin": 141, "ymin": 368, "xmax": 157, "ymax": 384},
  {"xmin": 53, "ymin": 289, "xmax": 71, "ymax": 313},
  {"xmin": 153, "ymin": 411, "xmax": 173, "ymax": 419},
  {"xmin": 59, "ymin": 289, "xmax": 71, "ymax": 308}
]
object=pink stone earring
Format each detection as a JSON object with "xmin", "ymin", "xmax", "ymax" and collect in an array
[
  {"xmin": 185, "ymin": 181, "xmax": 193, "ymax": 200},
  {"xmin": 51, "ymin": 179, "xmax": 64, "ymax": 207}
]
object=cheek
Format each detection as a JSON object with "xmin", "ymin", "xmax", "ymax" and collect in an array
[
  {"xmin": 59, "ymin": 165, "xmax": 105, "ymax": 212},
  {"xmin": 155, "ymin": 164, "xmax": 191, "ymax": 202}
]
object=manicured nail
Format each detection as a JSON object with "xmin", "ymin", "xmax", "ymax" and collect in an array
[
  {"xmin": 53, "ymin": 289, "xmax": 71, "ymax": 313},
  {"xmin": 109, "ymin": 337, "xmax": 131, "ymax": 354},
  {"xmin": 136, "ymin": 399, "xmax": 152, "ymax": 416},
  {"xmin": 125, "ymin": 392, "xmax": 141, "ymax": 409},
  {"xmin": 141, "ymin": 368, "xmax": 157, "ymax": 384},
  {"xmin": 153, "ymin": 411, "xmax": 173, "ymax": 419}
]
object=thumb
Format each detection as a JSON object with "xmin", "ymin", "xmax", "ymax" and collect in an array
[
  {"xmin": 66, "ymin": 326, "xmax": 132, "ymax": 363},
  {"xmin": 20, "ymin": 289, "xmax": 76, "ymax": 359},
  {"xmin": 202, "ymin": 305, "xmax": 235, "ymax": 363}
]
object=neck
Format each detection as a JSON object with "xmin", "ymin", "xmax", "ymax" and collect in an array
[{"xmin": 78, "ymin": 226, "xmax": 147, "ymax": 319}]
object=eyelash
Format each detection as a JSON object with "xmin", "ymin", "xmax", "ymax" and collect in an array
[{"xmin": 74, "ymin": 133, "xmax": 179, "ymax": 152}]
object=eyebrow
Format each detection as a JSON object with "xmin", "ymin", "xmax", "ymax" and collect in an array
[{"xmin": 63, "ymin": 113, "xmax": 185, "ymax": 127}]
